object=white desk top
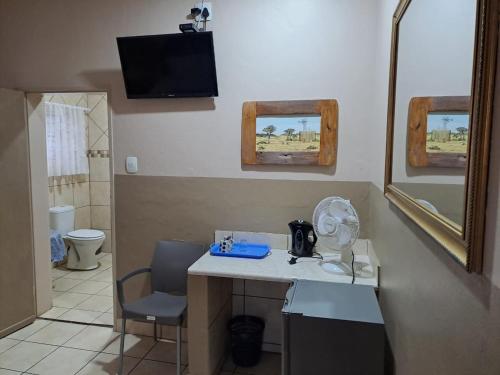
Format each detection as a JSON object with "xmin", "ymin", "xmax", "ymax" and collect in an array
[{"xmin": 188, "ymin": 245, "xmax": 379, "ymax": 287}]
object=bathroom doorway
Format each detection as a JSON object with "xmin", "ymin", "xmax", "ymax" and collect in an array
[{"xmin": 27, "ymin": 92, "xmax": 115, "ymax": 327}]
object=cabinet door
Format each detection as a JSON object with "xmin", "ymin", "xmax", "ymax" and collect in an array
[{"xmin": 0, "ymin": 88, "xmax": 36, "ymax": 337}]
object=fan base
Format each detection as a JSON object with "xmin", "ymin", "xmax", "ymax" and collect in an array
[{"xmin": 321, "ymin": 261, "xmax": 354, "ymax": 276}]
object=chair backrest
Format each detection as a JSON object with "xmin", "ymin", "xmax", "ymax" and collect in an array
[{"xmin": 150, "ymin": 240, "xmax": 205, "ymax": 295}]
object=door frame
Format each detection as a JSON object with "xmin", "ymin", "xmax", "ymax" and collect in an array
[{"xmin": 26, "ymin": 89, "xmax": 116, "ymax": 327}]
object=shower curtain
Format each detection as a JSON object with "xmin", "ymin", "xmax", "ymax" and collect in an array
[{"xmin": 45, "ymin": 102, "xmax": 89, "ymax": 177}]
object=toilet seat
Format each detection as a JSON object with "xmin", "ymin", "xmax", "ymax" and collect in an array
[{"xmin": 66, "ymin": 229, "xmax": 105, "ymax": 240}]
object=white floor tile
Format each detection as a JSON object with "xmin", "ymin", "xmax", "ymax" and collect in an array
[
  {"xmin": 52, "ymin": 292, "xmax": 92, "ymax": 309},
  {"xmin": 51, "ymin": 268, "xmax": 70, "ymax": 280},
  {"xmin": 57, "ymin": 309, "xmax": 103, "ymax": 324},
  {"xmin": 6, "ymin": 320, "xmax": 50, "ymax": 340},
  {"xmin": 69, "ymin": 280, "xmax": 109, "ymax": 294},
  {"xmin": 96, "ymin": 285, "xmax": 114, "ymax": 297},
  {"xmin": 76, "ymin": 295, "xmax": 113, "ymax": 312},
  {"xmin": 64, "ymin": 326, "xmax": 119, "ymax": 352},
  {"xmin": 52, "ymin": 290, "xmax": 64, "ymax": 299},
  {"xmin": 92, "ymin": 312, "xmax": 114, "ymax": 326},
  {"xmin": 0, "ymin": 369, "xmax": 21, "ymax": 374},
  {"xmin": 25, "ymin": 321, "xmax": 86, "ymax": 346},
  {"xmin": 102, "ymin": 334, "xmax": 155, "ymax": 359},
  {"xmin": 99, "ymin": 262, "xmax": 112, "ymax": 271},
  {"xmin": 90, "ymin": 269, "xmax": 112, "ymax": 283},
  {"xmin": 0, "ymin": 338, "xmax": 20, "ymax": 355},
  {"xmin": 129, "ymin": 360, "xmax": 179, "ymax": 375},
  {"xmin": 145, "ymin": 340, "xmax": 188, "ymax": 365},
  {"xmin": 53, "ymin": 278, "xmax": 82, "ymax": 292},
  {"xmin": 40, "ymin": 307, "xmax": 69, "ymax": 319},
  {"xmin": 28, "ymin": 347, "xmax": 98, "ymax": 375},
  {"xmin": 234, "ymin": 352, "xmax": 281, "ymax": 375},
  {"xmin": 62, "ymin": 268, "xmax": 103, "ymax": 281},
  {"xmin": 76, "ymin": 352, "xmax": 139, "ymax": 375},
  {"xmin": 0, "ymin": 341, "xmax": 56, "ymax": 372}
]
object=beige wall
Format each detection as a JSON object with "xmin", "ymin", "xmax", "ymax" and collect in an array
[
  {"xmin": 0, "ymin": 88, "xmax": 36, "ymax": 336},
  {"xmin": 0, "ymin": 0, "xmax": 380, "ymax": 182},
  {"xmin": 114, "ymin": 176, "xmax": 370, "ymax": 298}
]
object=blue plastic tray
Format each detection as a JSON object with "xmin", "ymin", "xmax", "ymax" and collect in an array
[{"xmin": 209, "ymin": 242, "xmax": 270, "ymax": 259}]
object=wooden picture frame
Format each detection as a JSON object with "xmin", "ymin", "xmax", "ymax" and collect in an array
[
  {"xmin": 384, "ymin": 0, "xmax": 498, "ymax": 273},
  {"xmin": 241, "ymin": 100, "xmax": 338, "ymax": 166},
  {"xmin": 408, "ymin": 96, "xmax": 470, "ymax": 168}
]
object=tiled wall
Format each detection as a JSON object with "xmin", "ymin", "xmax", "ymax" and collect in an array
[
  {"xmin": 87, "ymin": 93, "xmax": 111, "ymax": 253},
  {"xmin": 47, "ymin": 94, "xmax": 92, "ymax": 230},
  {"xmin": 46, "ymin": 93, "xmax": 112, "ymax": 253}
]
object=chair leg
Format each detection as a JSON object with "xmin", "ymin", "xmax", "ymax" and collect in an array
[
  {"xmin": 118, "ymin": 318, "xmax": 126, "ymax": 375},
  {"xmin": 176, "ymin": 324, "xmax": 181, "ymax": 375}
]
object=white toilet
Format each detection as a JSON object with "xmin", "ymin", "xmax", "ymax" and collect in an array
[{"xmin": 49, "ymin": 205, "xmax": 106, "ymax": 270}]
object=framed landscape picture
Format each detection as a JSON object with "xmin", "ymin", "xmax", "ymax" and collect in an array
[
  {"xmin": 407, "ymin": 96, "xmax": 470, "ymax": 168},
  {"xmin": 242, "ymin": 100, "xmax": 338, "ymax": 166}
]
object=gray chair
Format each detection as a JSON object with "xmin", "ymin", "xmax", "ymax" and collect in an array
[{"xmin": 116, "ymin": 240, "xmax": 205, "ymax": 375}]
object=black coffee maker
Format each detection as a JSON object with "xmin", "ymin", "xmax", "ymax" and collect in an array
[{"xmin": 288, "ymin": 219, "xmax": 317, "ymax": 257}]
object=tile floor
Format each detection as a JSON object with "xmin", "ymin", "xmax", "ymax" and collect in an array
[
  {"xmin": 43, "ymin": 253, "xmax": 114, "ymax": 326},
  {"xmin": 0, "ymin": 320, "xmax": 280, "ymax": 374}
]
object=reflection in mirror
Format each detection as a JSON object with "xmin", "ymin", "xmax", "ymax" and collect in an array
[
  {"xmin": 256, "ymin": 115, "xmax": 321, "ymax": 153},
  {"xmin": 426, "ymin": 112, "xmax": 469, "ymax": 155},
  {"xmin": 390, "ymin": 0, "xmax": 476, "ymax": 230}
]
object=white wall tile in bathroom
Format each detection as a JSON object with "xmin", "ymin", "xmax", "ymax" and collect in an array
[
  {"xmin": 91, "ymin": 206, "xmax": 111, "ymax": 230},
  {"xmin": 75, "ymin": 207, "xmax": 91, "ymax": 229},
  {"xmin": 74, "ymin": 182, "xmax": 90, "ymax": 208},
  {"xmin": 54, "ymin": 184, "xmax": 74, "ymax": 207},
  {"xmin": 89, "ymin": 158, "xmax": 110, "ymax": 182},
  {"xmin": 90, "ymin": 182, "xmax": 110, "ymax": 206},
  {"xmin": 100, "ymin": 229, "xmax": 112, "ymax": 253}
]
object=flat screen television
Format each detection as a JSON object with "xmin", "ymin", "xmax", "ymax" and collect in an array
[{"xmin": 117, "ymin": 32, "xmax": 218, "ymax": 99}]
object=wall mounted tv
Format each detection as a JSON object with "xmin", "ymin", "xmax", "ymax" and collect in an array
[{"xmin": 117, "ymin": 32, "xmax": 218, "ymax": 99}]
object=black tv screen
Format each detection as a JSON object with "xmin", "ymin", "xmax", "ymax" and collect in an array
[{"xmin": 117, "ymin": 32, "xmax": 218, "ymax": 99}]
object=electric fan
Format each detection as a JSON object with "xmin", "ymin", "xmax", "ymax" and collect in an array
[{"xmin": 312, "ymin": 196, "xmax": 362, "ymax": 277}]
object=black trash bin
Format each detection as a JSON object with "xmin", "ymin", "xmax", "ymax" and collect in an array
[{"xmin": 229, "ymin": 315, "xmax": 265, "ymax": 367}]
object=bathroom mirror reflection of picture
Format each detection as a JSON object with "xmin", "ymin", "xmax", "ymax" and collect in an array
[
  {"xmin": 384, "ymin": 0, "xmax": 498, "ymax": 272},
  {"xmin": 426, "ymin": 113, "xmax": 469, "ymax": 155},
  {"xmin": 242, "ymin": 100, "xmax": 338, "ymax": 166},
  {"xmin": 407, "ymin": 96, "xmax": 471, "ymax": 169}
]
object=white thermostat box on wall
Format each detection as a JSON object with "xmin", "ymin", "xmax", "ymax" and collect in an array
[{"xmin": 126, "ymin": 156, "xmax": 138, "ymax": 174}]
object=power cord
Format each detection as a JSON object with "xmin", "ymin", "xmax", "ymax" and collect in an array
[
  {"xmin": 351, "ymin": 250, "xmax": 356, "ymax": 284},
  {"xmin": 287, "ymin": 250, "xmax": 323, "ymax": 265}
]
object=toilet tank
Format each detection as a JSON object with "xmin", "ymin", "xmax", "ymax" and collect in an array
[{"xmin": 49, "ymin": 205, "xmax": 75, "ymax": 235}]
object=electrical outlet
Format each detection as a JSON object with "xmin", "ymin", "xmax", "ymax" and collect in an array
[{"xmin": 194, "ymin": 2, "xmax": 212, "ymax": 21}]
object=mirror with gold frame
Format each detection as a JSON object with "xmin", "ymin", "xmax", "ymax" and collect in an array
[{"xmin": 384, "ymin": 0, "xmax": 498, "ymax": 272}]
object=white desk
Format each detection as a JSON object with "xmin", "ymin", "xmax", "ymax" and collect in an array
[
  {"xmin": 189, "ymin": 248, "xmax": 379, "ymax": 287},
  {"xmin": 187, "ymin": 244, "xmax": 380, "ymax": 375}
]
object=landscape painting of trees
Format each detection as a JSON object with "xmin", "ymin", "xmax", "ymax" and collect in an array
[
  {"xmin": 256, "ymin": 115, "xmax": 321, "ymax": 152},
  {"xmin": 426, "ymin": 112, "xmax": 469, "ymax": 154}
]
